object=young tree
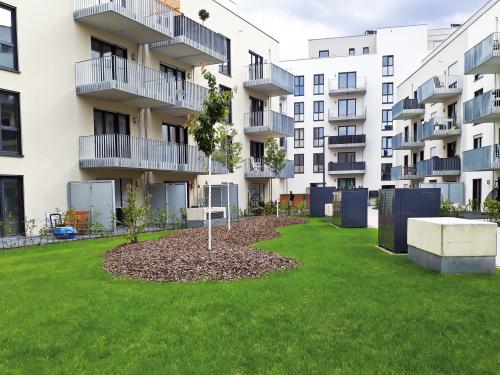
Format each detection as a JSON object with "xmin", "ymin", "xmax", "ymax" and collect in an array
[
  {"xmin": 122, "ymin": 184, "xmax": 151, "ymax": 244},
  {"xmin": 264, "ymin": 136, "xmax": 287, "ymax": 218},
  {"xmin": 213, "ymin": 125, "xmax": 242, "ymax": 230},
  {"xmin": 187, "ymin": 68, "xmax": 233, "ymax": 249}
]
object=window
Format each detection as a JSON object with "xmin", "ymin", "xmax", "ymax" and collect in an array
[
  {"xmin": 294, "ymin": 129, "xmax": 304, "ymax": 148},
  {"xmin": 313, "ymin": 74, "xmax": 324, "ymax": 95},
  {"xmin": 313, "ymin": 153, "xmax": 324, "ymax": 173},
  {"xmin": 338, "ymin": 178, "xmax": 355, "ymax": 189},
  {"xmin": 338, "ymin": 72, "xmax": 357, "ymax": 89},
  {"xmin": 0, "ymin": 176, "xmax": 23, "ymax": 235},
  {"xmin": 474, "ymin": 89, "xmax": 484, "ymax": 97},
  {"xmin": 363, "ymin": 47, "xmax": 369, "ymax": 54},
  {"xmin": 250, "ymin": 97, "xmax": 264, "ymax": 126},
  {"xmin": 294, "ymin": 75, "xmax": 304, "ymax": 96},
  {"xmin": 382, "ymin": 109, "xmax": 393, "ymax": 131},
  {"xmin": 319, "ymin": 50, "xmax": 329, "ymax": 58},
  {"xmin": 294, "ymin": 102, "xmax": 304, "ymax": 122},
  {"xmin": 338, "ymin": 99, "xmax": 356, "ymax": 116},
  {"xmin": 382, "ymin": 82, "xmax": 394, "ymax": 104},
  {"xmin": 473, "ymin": 134, "xmax": 482, "ymax": 149},
  {"xmin": 0, "ymin": 4, "xmax": 17, "ymax": 71},
  {"xmin": 313, "ymin": 127, "xmax": 324, "ymax": 147},
  {"xmin": 474, "ymin": 74, "xmax": 483, "ymax": 81},
  {"xmin": 349, "ymin": 48, "xmax": 355, "ymax": 56},
  {"xmin": 279, "ymin": 138, "xmax": 287, "ymax": 150},
  {"xmin": 248, "ymin": 51, "xmax": 263, "ymax": 79},
  {"xmin": 381, "ymin": 163, "xmax": 392, "ymax": 181},
  {"xmin": 0, "ymin": 90, "xmax": 21, "ymax": 156},
  {"xmin": 91, "ymin": 37, "xmax": 127, "ymax": 59},
  {"xmin": 219, "ymin": 37, "xmax": 231, "ymax": 76},
  {"xmin": 338, "ymin": 152, "xmax": 355, "ymax": 162},
  {"xmin": 94, "ymin": 109, "xmax": 130, "ymax": 136},
  {"xmin": 338, "ymin": 125, "xmax": 356, "ymax": 136},
  {"xmin": 294, "ymin": 154, "xmax": 304, "ymax": 174},
  {"xmin": 381, "ymin": 137, "xmax": 393, "ymax": 157},
  {"xmin": 313, "ymin": 101, "xmax": 324, "ymax": 121},
  {"xmin": 219, "ymin": 85, "xmax": 232, "ymax": 124},
  {"xmin": 382, "ymin": 55, "xmax": 394, "ymax": 76}
]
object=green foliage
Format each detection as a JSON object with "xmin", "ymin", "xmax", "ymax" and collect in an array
[
  {"xmin": 155, "ymin": 208, "xmax": 170, "ymax": 230},
  {"xmin": 0, "ymin": 212, "xmax": 15, "ymax": 237},
  {"xmin": 263, "ymin": 201, "xmax": 277, "ymax": 216},
  {"xmin": 440, "ymin": 199, "xmax": 467, "ymax": 218},
  {"xmin": 198, "ymin": 9, "xmax": 210, "ymax": 21},
  {"xmin": 212, "ymin": 125, "xmax": 242, "ymax": 172},
  {"xmin": 374, "ymin": 197, "xmax": 380, "ymax": 210},
  {"xmin": 122, "ymin": 185, "xmax": 152, "ymax": 244},
  {"xmin": 264, "ymin": 136, "xmax": 287, "ymax": 176},
  {"xmin": 483, "ymin": 198, "xmax": 500, "ymax": 223}
]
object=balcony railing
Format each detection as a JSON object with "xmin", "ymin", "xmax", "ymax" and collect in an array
[
  {"xmin": 152, "ymin": 79, "xmax": 208, "ymax": 115},
  {"xmin": 417, "ymin": 75, "xmax": 463, "ymax": 104},
  {"xmin": 243, "ymin": 63, "xmax": 294, "ymax": 96},
  {"xmin": 328, "ymin": 161, "xmax": 366, "ymax": 174},
  {"xmin": 417, "ymin": 117, "xmax": 461, "ymax": 141},
  {"xmin": 392, "ymin": 165, "xmax": 420, "ymax": 180},
  {"xmin": 328, "ymin": 77, "xmax": 366, "ymax": 96},
  {"xmin": 150, "ymin": 14, "xmax": 226, "ymax": 66},
  {"xmin": 79, "ymin": 134, "xmax": 226, "ymax": 174},
  {"xmin": 392, "ymin": 132, "xmax": 424, "ymax": 150},
  {"xmin": 464, "ymin": 32, "xmax": 500, "ymax": 75},
  {"xmin": 463, "ymin": 89, "xmax": 500, "ymax": 124},
  {"xmin": 74, "ymin": 0, "xmax": 174, "ymax": 43},
  {"xmin": 243, "ymin": 111, "xmax": 294, "ymax": 138},
  {"xmin": 463, "ymin": 145, "xmax": 500, "ymax": 172},
  {"xmin": 328, "ymin": 107, "xmax": 366, "ymax": 122},
  {"xmin": 244, "ymin": 158, "xmax": 294, "ymax": 179},
  {"xmin": 417, "ymin": 156, "xmax": 461, "ymax": 177},
  {"xmin": 392, "ymin": 98, "xmax": 425, "ymax": 120},
  {"xmin": 328, "ymin": 134, "xmax": 366, "ymax": 147}
]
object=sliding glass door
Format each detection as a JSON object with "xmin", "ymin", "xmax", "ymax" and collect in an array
[{"xmin": 0, "ymin": 176, "xmax": 23, "ymax": 236}]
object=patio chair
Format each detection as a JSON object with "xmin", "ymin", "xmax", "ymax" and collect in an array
[{"xmin": 250, "ymin": 157, "xmax": 263, "ymax": 172}]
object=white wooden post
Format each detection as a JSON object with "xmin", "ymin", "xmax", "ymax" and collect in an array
[{"xmin": 208, "ymin": 156, "xmax": 212, "ymax": 250}]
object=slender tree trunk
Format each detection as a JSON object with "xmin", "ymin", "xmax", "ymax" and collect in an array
[{"xmin": 208, "ymin": 156, "xmax": 212, "ymax": 250}]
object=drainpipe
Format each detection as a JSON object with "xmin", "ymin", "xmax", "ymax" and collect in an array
[{"xmin": 138, "ymin": 43, "xmax": 150, "ymax": 197}]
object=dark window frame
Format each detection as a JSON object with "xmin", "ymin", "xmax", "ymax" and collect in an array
[
  {"xmin": 313, "ymin": 153, "xmax": 324, "ymax": 173},
  {"xmin": 349, "ymin": 48, "xmax": 355, "ymax": 56},
  {"xmin": 381, "ymin": 136, "xmax": 393, "ymax": 157},
  {"xmin": 0, "ymin": 175, "xmax": 24, "ymax": 235},
  {"xmin": 313, "ymin": 127, "xmax": 324, "ymax": 147},
  {"xmin": 313, "ymin": 100, "xmax": 324, "ymax": 121},
  {"xmin": 0, "ymin": 3, "xmax": 18, "ymax": 72},
  {"xmin": 363, "ymin": 47, "xmax": 369, "ymax": 54},
  {"xmin": 294, "ymin": 154, "xmax": 304, "ymax": 174},
  {"xmin": 0, "ymin": 88, "xmax": 21, "ymax": 156},
  {"xmin": 382, "ymin": 82, "xmax": 394, "ymax": 104},
  {"xmin": 294, "ymin": 102, "xmax": 304, "ymax": 122},
  {"xmin": 294, "ymin": 75, "xmax": 304, "ymax": 96},
  {"xmin": 382, "ymin": 55, "xmax": 394, "ymax": 76},
  {"xmin": 219, "ymin": 85, "xmax": 232, "ymax": 124},
  {"xmin": 382, "ymin": 109, "xmax": 393, "ymax": 131},
  {"xmin": 294, "ymin": 128, "xmax": 304, "ymax": 149},
  {"xmin": 313, "ymin": 74, "xmax": 324, "ymax": 95},
  {"xmin": 319, "ymin": 50, "xmax": 329, "ymax": 58},
  {"xmin": 218, "ymin": 36, "xmax": 231, "ymax": 76}
]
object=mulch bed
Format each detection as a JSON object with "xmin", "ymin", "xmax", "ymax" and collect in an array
[{"xmin": 103, "ymin": 216, "xmax": 308, "ymax": 283}]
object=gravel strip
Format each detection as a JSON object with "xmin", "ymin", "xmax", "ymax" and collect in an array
[{"xmin": 103, "ymin": 216, "xmax": 307, "ymax": 282}]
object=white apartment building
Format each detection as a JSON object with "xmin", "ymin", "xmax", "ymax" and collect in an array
[
  {"xmin": 391, "ymin": 0, "xmax": 500, "ymax": 209},
  {"xmin": 0, "ymin": 0, "xmax": 295, "ymax": 234},
  {"xmin": 281, "ymin": 25, "xmax": 455, "ymax": 195}
]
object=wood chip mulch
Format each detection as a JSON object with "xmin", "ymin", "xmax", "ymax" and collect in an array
[{"xmin": 103, "ymin": 216, "xmax": 308, "ymax": 283}]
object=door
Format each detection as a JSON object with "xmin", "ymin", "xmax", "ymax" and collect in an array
[
  {"xmin": 166, "ymin": 183, "xmax": 187, "ymax": 223},
  {"xmin": 250, "ymin": 141, "xmax": 265, "ymax": 169},
  {"xmin": 160, "ymin": 63, "xmax": 186, "ymax": 98},
  {"xmin": 94, "ymin": 109, "xmax": 130, "ymax": 158},
  {"xmin": 447, "ymin": 142, "xmax": 456, "ymax": 158},
  {"xmin": 221, "ymin": 183, "xmax": 239, "ymax": 220},
  {"xmin": 338, "ymin": 99, "xmax": 356, "ymax": 116},
  {"xmin": 0, "ymin": 176, "xmax": 23, "ymax": 235},
  {"xmin": 91, "ymin": 37, "xmax": 127, "ymax": 82},
  {"xmin": 447, "ymin": 102, "xmax": 457, "ymax": 123},
  {"xmin": 338, "ymin": 72, "xmax": 356, "ymax": 89},
  {"xmin": 472, "ymin": 179, "xmax": 482, "ymax": 211},
  {"xmin": 250, "ymin": 97, "xmax": 264, "ymax": 126},
  {"xmin": 163, "ymin": 123, "xmax": 188, "ymax": 164},
  {"xmin": 249, "ymin": 51, "xmax": 264, "ymax": 80}
]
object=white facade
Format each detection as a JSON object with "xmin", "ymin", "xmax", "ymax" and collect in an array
[{"xmin": 281, "ymin": 25, "xmax": 455, "ymax": 194}]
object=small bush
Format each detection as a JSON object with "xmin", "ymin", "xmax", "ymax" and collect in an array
[
  {"xmin": 483, "ymin": 199, "xmax": 500, "ymax": 223},
  {"xmin": 122, "ymin": 185, "xmax": 151, "ymax": 244},
  {"xmin": 440, "ymin": 199, "xmax": 466, "ymax": 218}
]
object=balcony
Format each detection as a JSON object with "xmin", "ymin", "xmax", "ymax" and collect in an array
[
  {"xmin": 391, "ymin": 165, "xmax": 421, "ymax": 181},
  {"xmin": 328, "ymin": 107, "xmax": 366, "ymax": 123},
  {"xmin": 417, "ymin": 156, "xmax": 461, "ymax": 177},
  {"xmin": 243, "ymin": 63, "xmax": 294, "ymax": 96},
  {"xmin": 243, "ymin": 111, "xmax": 294, "ymax": 138},
  {"xmin": 74, "ymin": 0, "xmax": 174, "ymax": 43},
  {"xmin": 464, "ymin": 32, "xmax": 500, "ymax": 75},
  {"xmin": 151, "ymin": 80, "xmax": 208, "ymax": 116},
  {"xmin": 392, "ymin": 132, "xmax": 424, "ymax": 151},
  {"xmin": 417, "ymin": 117, "xmax": 461, "ymax": 141},
  {"xmin": 149, "ymin": 14, "xmax": 226, "ymax": 66},
  {"xmin": 463, "ymin": 89, "xmax": 500, "ymax": 124},
  {"xmin": 392, "ymin": 98, "xmax": 425, "ymax": 120},
  {"xmin": 417, "ymin": 75, "xmax": 462, "ymax": 104},
  {"xmin": 328, "ymin": 161, "xmax": 366, "ymax": 175},
  {"xmin": 328, "ymin": 77, "xmax": 366, "ymax": 96},
  {"xmin": 463, "ymin": 145, "xmax": 500, "ymax": 172},
  {"xmin": 79, "ymin": 134, "xmax": 226, "ymax": 174},
  {"xmin": 328, "ymin": 135, "xmax": 366, "ymax": 148},
  {"xmin": 244, "ymin": 158, "xmax": 294, "ymax": 179}
]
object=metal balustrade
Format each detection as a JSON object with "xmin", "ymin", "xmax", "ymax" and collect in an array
[
  {"xmin": 464, "ymin": 32, "xmax": 500, "ymax": 75},
  {"xmin": 392, "ymin": 132, "xmax": 424, "ymax": 150},
  {"xmin": 328, "ymin": 77, "xmax": 366, "ymax": 95},
  {"xmin": 463, "ymin": 144, "xmax": 500, "ymax": 172},
  {"xmin": 243, "ymin": 111, "xmax": 294, "ymax": 137},
  {"xmin": 74, "ymin": 0, "xmax": 174, "ymax": 43},
  {"xmin": 150, "ymin": 14, "xmax": 226, "ymax": 66},
  {"xmin": 243, "ymin": 158, "xmax": 294, "ymax": 179},
  {"xmin": 328, "ymin": 161, "xmax": 366, "ymax": 173},
  {"xmin": 391, "ymin": 166, "xmax": 402, "ymax": 181},
  {"xmin": 417, "ymin": 156, "xmax": 461, "ymax": 177},
  {"xmin": 417, "ymin": 117, "xmax": 461, "ymax": 141},
  {"xmin": 463, "ymin": 89, "xmax": 500, "ymax": 124},
  {"xmin": 328, "ymin": 107, "xmax": 366, "ymax": 122},
  {"xmin": 79, "ymin": 134, "xmax": 226, "ymax": 174},
  {"xmin": 244, "ymin": 63, "xmax": 295, "ymax": 96},
  {"xmin": 391, "ymin": 165, "xmax": 421, "ymax": 181},
  {"xmin": 328, "ymin": 134, "xmax": 366, "ymax": 147},
  {"xmin": 417, "ymin": 75, "xmax": 463, "ymax": 104},
  {"xmin": 392, "ymin": 98, "xmax": 425, "ymax": 120}
]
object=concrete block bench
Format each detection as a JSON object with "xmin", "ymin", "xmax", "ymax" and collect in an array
[
  {"xmin": 187, "ymin": 207, "xmax": 227, "ymax": 228},
  {"xmin": 325, "ymin": 204, "xmax": 333, "ymax": 221},
  {"xmin": 407, "ymin": 217, "xmax": 497, "ymax": 274}
]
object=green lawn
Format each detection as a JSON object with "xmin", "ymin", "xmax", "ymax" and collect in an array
[{"xmin": 0, "ymin": 219, "xmax": 499, "ymax": 374}]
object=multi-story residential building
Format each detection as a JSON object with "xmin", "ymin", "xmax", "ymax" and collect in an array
[
  {"xmin": 391, "ymin": 0, "xmax": 500, "ymax": 209},
  {"xmin": 280, "ymin": 25, "xmax": 455, "ymax": 195},
  {"xmin": 0, "ymin": 0, "xmax": 295, "ymax": 233}
]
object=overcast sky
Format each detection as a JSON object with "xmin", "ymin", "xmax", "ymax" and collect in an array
[{"xmin": 235, "ymin": 0, "xmax": 484, "ymax": 60}]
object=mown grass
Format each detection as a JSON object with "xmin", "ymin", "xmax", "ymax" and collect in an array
[{"xmin": 0, "ymin": 219, "xmax": 498, "ymax": 374}]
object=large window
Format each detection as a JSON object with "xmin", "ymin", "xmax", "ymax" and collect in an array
[
  {"xmin": 382, "ymin": 82, "xmax": 394, "ymax": 104},
  {"xmin": 313, "ymin": 153, "xmax": 324, "ymax": 173},
  {"xmin": 94, "ymin": 109, "xmax": 130, "ymax": 136},
  {"xmin": 313, "ymin": 74, "xmax": 324, "ymax": 95},
  {"xmin": 313, "ymin": 101, "xmax": 324, "ymax": 121},
  {"xmin": 338, "ymin": 152, "xmax": 356, "ymax": 163},
  {"xmin": 382, "ymin": 109, "xmax": 393, "ymax": 131},
  {"xmin": 0, "ymin": 175, "xmax": 23, "ymax": 235},
  {"xmin": 338, "ymin": 99, "xmax": 356, "ymax": 116},
  {"xmin": 294, "ymin": 154, "xmax": 304, "ymax": 174},
  {"xmin": 294, "ymin": 128, "xmax": 304, "ymax": 148},
  {"xmin": 294, "ymin": 75, "xmax": 304, "ymax": 96},
  {"xmin": 338, "ymin": 178, "xmax": 355, "ymax": 189},
  {"xmin": 0, "ymin": 90, "xmax": 21, "ymax": 156},
  {"xmin": 220, "ymin": 85, "xmax": 232, "ymax": 124},
  {"xmin": 382, "ymin": 136, "xmax": 393, "ymax": 157},
  {"xmin": 219, "ymin": 37, "xmax": 231, "ymax": 76},
  {"xmin": 0, "ymin": 4, "xmax": 17, "ymax": 71},
  {"xmin": 313, "ymin": 127, "xmax": 324, "ymax": 147},
  {"xmin": 338, "ymin": 72, "xmax": 357, "ymax": 89},
  {"xmin": 294, "ymin": 102, "xmax": 304, "ymax": 122},
  {"xmin": 338, "ymin": 125, "xmax": 356, "ymax": 136},
  {"xmin": 382, "ymin": 55, "xmax": 394, "ymax": 76},
  {"xmin": 381, "ymin": 163, "xmax": 392, "ymax": 181}
]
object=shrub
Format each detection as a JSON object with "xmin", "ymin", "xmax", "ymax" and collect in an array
[
  {"xmin": 122, "ymin": 185, "xmax": 152, "ymax": 244},
  {"xmin": 440, "ymin": 199, "xmax": 466, "ymax": 218},
  {"xmin": 483, "ymin": 199, "xmax": 500, "ymax": 224}
]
